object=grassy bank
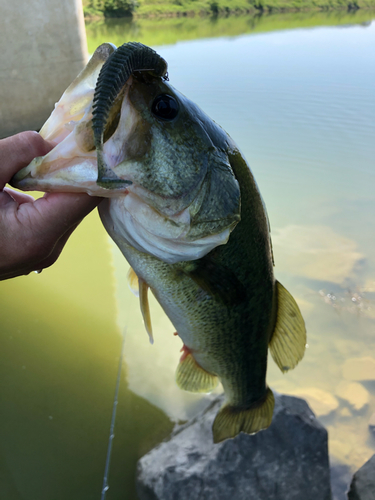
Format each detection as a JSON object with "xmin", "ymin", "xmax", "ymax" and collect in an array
[
  {"xmin": 85, "ymin": 9, "xmax": 375, "ymax": 51},
  {"xmin": 83, "ymin": 0, "xmax": 375, "ymax": 19}
]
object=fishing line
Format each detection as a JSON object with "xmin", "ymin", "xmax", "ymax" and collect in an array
[{"xmin": 101, "ymin": 330, "xmax": 126, "ymax": 500}]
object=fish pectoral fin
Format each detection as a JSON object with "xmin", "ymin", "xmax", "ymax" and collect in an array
[
  {"xmin": 127, "ymin": 267, "xmax": 139, "ymax": 296},
  {"xmin": 212, "ymin": 388, "xmax": 275, "ymax": 444},
  {"xmin": 269, "ymin": 281, "xmax": 306, "ymax": 373},
  {"xmin": 139, "ymin": 278, "xmax": 154, "ymax": 344},
  {"xmin": 176, "ymin": 353, "xmax": 218, "ymax": 393},
  {"xmin": 128, "ymin": 269, "xmax": 154, "ymax": 344}
]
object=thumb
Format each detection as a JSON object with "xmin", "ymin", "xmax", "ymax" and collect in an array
[
  {"xmin": 0, "ymin": 131, "xmax": 53, "ymax": 189},
  {"xmin": 33, "ymin": 191, "xmax": 101, "ymax": 235},
  {"xmin": 17, "ymin": 192, "xmax": 102, "ymax": 262}
]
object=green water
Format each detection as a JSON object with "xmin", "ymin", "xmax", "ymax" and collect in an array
[{"xmin": 1, "ymin": 11, "xmax": 375, "ymax": 500}]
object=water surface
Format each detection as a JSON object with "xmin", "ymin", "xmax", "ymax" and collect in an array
[{"xmin": 1, "ymin": 11, "xmax": 375, "ymax": 500}]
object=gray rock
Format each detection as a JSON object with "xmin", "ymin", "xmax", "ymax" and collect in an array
[
  {"xmin": 347, "ymin": 454, "xmax": 375, "ymax": 500},
  {"xmin": 330, "ymin": 462, "xmax": 352, "ymax": 500},
  {"xmin": 369, "ymin": 413, "xmax": 375, "ymax": 437},
  {"xmin": 137, "ymin": 393, "xmax": 332, "ymax": 500}
]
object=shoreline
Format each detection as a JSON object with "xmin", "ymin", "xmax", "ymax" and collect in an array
[
  {"xmin": 85, "ymin": 8, "xmax": 375, "ymax": 53},
  {"xmin": 83, "ymin": 1, "xmax": 375, "ymax": 20}
]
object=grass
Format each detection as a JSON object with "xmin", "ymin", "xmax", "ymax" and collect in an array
[
  {"xmin": 85, "ymin": 9, "xmax": 375, "ymax": 51},
  {"xmin": 83, "ymin": 0, "xmax": 375, "ymax": 18}
]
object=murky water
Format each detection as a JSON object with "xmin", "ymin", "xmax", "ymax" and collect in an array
[{"xmin": 1, "ymin": 11, "xmax": 375, "ymax": 500}]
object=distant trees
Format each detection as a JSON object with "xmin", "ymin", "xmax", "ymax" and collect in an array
[{"xmin": 83, "ymin": 0, "xmax": 138, "ymax": 17}]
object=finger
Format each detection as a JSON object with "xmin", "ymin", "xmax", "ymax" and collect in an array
[
  {"xmin": 3, "ymin": 187, "xmax": 35, "ymax": 205},
  {"xmin": 35, "ymin": 192, "xmax": 102, "ymax": 233},
  {"xmin": 0, "ymin": 131, "xmax": 53, "ymax": 189},
  {"xmin": 16, "ymin": 192, "xmax": 102, "ymax": 260},
  {"xmin": 0, "ymin": 190, "xmax": 16, "ymax": 208},
  {"xmin": 0, "ymin": 192, "xmax": 102, "ymax": 281},
  {"xmin": 1, "ymin": 218, "xmax": 82, "ymax": 281},
  {"xmin": 18, "ymin": 223, "xmax": 80, "ymax": 278},
  {"xmin": 0, "ymin": 226, "xmax": 74, "ymax": 279},
  {"xmin": 33, "ymin": 222, "xmax": 80, "ymax": 270}
]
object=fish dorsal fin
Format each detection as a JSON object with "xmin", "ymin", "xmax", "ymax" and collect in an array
[
  {"xmin": 139, "ymin": 278, "xmax": 154, "ymax": 344},
  {"xmin": 212, "ymin": 387, "xmax": 275, "ymax": 443},
  {"xmin": 127, "ymin": 267, "xmax": 139, "ymax": 296},
  {"xmin": 176, "ymin": 353, "xmax": 218, "ymax": 393},
  {"xmin": 269, "ymin": 281, "xmax": 306, "ymax": 373}
]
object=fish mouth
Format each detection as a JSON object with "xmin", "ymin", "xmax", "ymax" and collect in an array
[
  {"xmin": 92, "ymin": 42, "xmax": 167, "ymax": 190},
  {"xmin": 10, "ymin": 42, "xmax": 168, "ymax": 198}
]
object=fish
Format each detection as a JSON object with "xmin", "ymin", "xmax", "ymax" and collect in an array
[{"xmin": 11, "ymin": 41, "xmax": 306, "ymax": 443}]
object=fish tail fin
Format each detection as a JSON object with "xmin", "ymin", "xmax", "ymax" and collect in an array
[
  {"xmin": 269, "ymin": 281, "xmax": 306, "ymax": 373},
  {"xmin": 212, "ymin": 388, "xmax": 275, "ymax": 444}
]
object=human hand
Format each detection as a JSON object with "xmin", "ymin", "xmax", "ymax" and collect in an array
[{"xmin": 0, "ymin": 131, "xmax": 101, "ymax": 280}]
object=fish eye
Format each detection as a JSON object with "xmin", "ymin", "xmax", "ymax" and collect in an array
[{"xmin": 151, "ymin": 94, "xmax": 179, "ymax": 121}]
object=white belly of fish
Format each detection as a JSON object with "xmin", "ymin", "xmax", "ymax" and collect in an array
[{"xmin": 107, "ymin": 195, "xmax": 231, "ymax": 264}]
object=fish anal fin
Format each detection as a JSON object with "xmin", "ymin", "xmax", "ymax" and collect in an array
[
  {"xmin": 139, "ymin": 278, "xmax": 153, "ymax": 344},
  {"xmin": 127, "ymin": 267, "xmax": 139, "ymax": 296},
  {"xmin": 269, "ymin": 281, "xmax": 306, "ymax": 373},
  {"xmin": 212, "ymin": 387, "xmax": 275, "ymax": 444},
  {"xmin": 176, "ymin": 353, "xmax": 218, "ymax": 393}
]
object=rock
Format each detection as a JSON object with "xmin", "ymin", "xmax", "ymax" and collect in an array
[
  {"xmin": 369, "ymin": 413, "xmax": 375, "ymax": 437},
  {"xmin": 271, "ymin": 225, "xmax": 363, "ymax": 284},
  {"xmin": 288, "ymin": 387, "xmax": 339, "ymax": 417},
  {"xmin": 136, "ymin": 393, "xmax": 332, "ymax": 500},
  {"xmin": 335, "ymin": 382, "xmax": 370, "ymax": 411},
  {"xmin": 342, "ymin": 357, "xmax": 375, "ymax": 381},
  {"xmin": 330, "ymin": 462, "xmax": 353, "ymax": 500},
  {"xmin": 347, "ymin": 454, "xmax": 375, "ymax": 500}
]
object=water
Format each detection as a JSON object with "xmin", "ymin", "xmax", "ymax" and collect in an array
[
  {"xmin": 1, "ymin": 11, "xmax": 375, "ymax": 500},
  {"xmin": 101, "ymin": 332, "xmax": 126, "ymax": 500}
]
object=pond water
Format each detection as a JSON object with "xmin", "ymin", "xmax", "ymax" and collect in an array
[{"xmin": 1, "ymin": 10, "xmax": 375, "ymax": 500}]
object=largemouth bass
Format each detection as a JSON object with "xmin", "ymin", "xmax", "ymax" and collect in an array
[{"xmin": 11, "ymin": 42, "xmax": 306, "ymax": 443}]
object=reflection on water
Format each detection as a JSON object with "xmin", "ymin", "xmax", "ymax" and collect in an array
[{"xmin": 1, "ymin": 11, "xmax": 375, "ymax": 500}]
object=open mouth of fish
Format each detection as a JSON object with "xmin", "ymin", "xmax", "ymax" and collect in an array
[
  {"xmin": 11, "ymin": 42, "xmax": 241, "ymax": 264},
  {"xmin": 12, "ymin": 43, "xmax": 145, "ymax": 197}
]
